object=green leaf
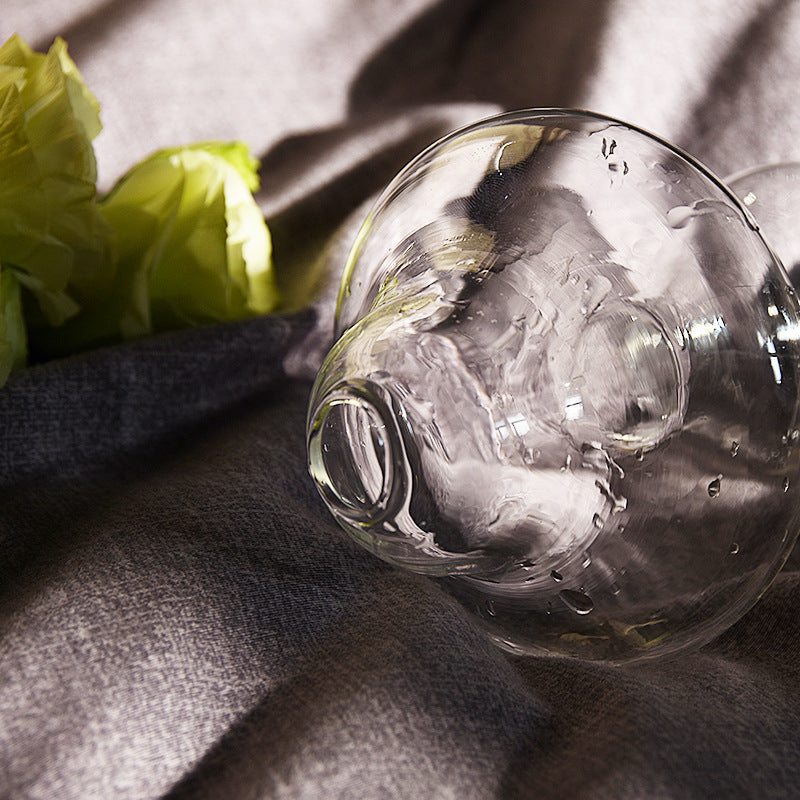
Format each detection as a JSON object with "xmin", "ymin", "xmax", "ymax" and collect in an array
[{"xmin": 0, "ymin": 265, "xmax": 27, "ymax": 385}]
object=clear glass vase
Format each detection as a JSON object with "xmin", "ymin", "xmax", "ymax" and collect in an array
[{"xmin": 307, "ymin": 109, "xmax": 800, "ymax": 662}]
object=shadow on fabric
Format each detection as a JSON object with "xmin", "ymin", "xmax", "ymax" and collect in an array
[
  {"xmin": 259, "ymin": 0, "xmax": 613, "ymax": 311},
  {"xmin": 31, "ymin": 0, "xmax": 163, "ymax": 55},
  {"xmin": 161, "ymin": 570, "xmax": 552, "ymax": 800},
  {"xmin": 348, "ymin": 0, "xmax": 612, "ymax": 113},
  {"xmin": 676, "ymin": 0, "xmax": 796, "ymax": 172}
]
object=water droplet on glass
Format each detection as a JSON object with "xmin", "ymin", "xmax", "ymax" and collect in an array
[
  {"xmin": 559, "ymin": 589, "xmax": 594, "ymax": 615},
  {"xmin": 601, "ymin": 483, "xmax": 627, "ymax": 514},
  {"xmin": 551, "ymin": 569, "xmax": 564, "ymax": 582},
  {"xmin": 708, "ymin": 476, "xmax": 722, "ymax": 497},
  {"xmin": 485, "ymin": 600, "xmax": 496, "ymax": 617},
  {"xmin": 667, "ymin": 205, "xmax": 696, "ymax": 229},
  {"xmin": 582, "ymin": 552, "xmax": 592, "ymax": 568},
  {"xmin": 611, "ymin": 581, "xmax": 621, "ymax": 596},
  {"xmin": 523, "ymin": 447, "xmax": 536, "ymax": 465},
  {"xmin": 730, "ymin": 440, "xmax": 740, "ymax": 458},
  {"xmin": 519, "ymin": 559, "xmax": 536, "ymax": 569},
  {"xmin": 729, "ymin": 542, "xmax": 740, "ymax": 555},
  {"xmin": 783, "ymin": 476, "xmax": 790, "ymax": 493},
  {"xmin": 634, "ymin": 448, "xmax": 644, "ymax": 461},
  {"xmin": 580, "ymin": 275, "xmax": 612, "ymax": 318},
  {"xmin": 592, "ymin": 513, "xmax": 604, "ymax": 529}
]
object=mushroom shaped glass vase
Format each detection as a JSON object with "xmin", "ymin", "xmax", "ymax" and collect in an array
[{"xmin": 307, "ymin": 109, "xmax": 800, "ymax": 663}]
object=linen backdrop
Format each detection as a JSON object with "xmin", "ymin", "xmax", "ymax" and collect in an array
[{"xmin": 2, "ymin": 1, "xmax": 800, "ymax": 798}]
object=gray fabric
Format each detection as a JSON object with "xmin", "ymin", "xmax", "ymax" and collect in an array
[{"xmin": 2, "ymin": 1, "xmax": 800, "ymax": 798}]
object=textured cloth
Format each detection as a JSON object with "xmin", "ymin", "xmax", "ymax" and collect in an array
[{"xmin": 3, "ymin": 2, "xmax": 800, "ymax": 798}]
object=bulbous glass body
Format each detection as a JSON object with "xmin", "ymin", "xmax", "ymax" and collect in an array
[
  {"xmin": 727, "ymin": 161, "xmax": 800, "ymax": 283},
  {"xmin": 307, "ymin": 109, "xmax": 800, "ymax": 662}
]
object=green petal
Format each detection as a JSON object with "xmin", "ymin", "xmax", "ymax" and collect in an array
[
  {"xmin": 0, "ymin": 265, "xmax": 27, "ymax": 386},
  {"xmin": 51, "ymin": 37, "xmax": 102, "ymax": 141},
  {"xmin": 99, "ymin": 142, "xmax": 277, "ymax": 336},
  {"xmin": 158, "ymin": 140, "xmax": 261, "ymax": 191},
  {"xmin": 0, "ymin": 34, "xmax": 112, "ymax": 326}
]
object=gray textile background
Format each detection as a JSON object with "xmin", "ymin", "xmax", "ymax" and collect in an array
[{"xmin": 2, "ymin": 1, "xmax": 800, "ymax": 798}]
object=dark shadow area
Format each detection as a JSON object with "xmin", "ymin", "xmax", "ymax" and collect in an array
[
  {"xmin": 348, "ymin": 0, "xmax": 613, "ymax": 114},
  {"xmin": 0, "ymin": 311, "xmax": 314, "ymax": 603},
  {"xmin": 0, "ymin": 378, "xmax": 308, "ymax": 609},
  {"xmin": 260, "ymin": 0, "xmax": 613, "ymax": 309},
  {"xmin": 501, "ymin": 637, "xmax": 800, "ymax": 799},
  {"xmin": 31, "ymin": 0, "xmax": 163, "ymax": 55},
  {"xmin": 260, "ymin": 113, "xmax": 477, "ymax": 310},
  {"xmin": 162, "ymin": 572, "xmax": 550, "ymax": 800},
  {"xmin": 500, "ymin": 657, "xmax": 638, "ymax": 800},
  {"xmin": 677, "ymin": 0, "xmax": 795, "ymax": 171},
  {"xmin": 708, "ymin": 571, "xmax": 800, "ymax": 684},
  {"xmin": 0, "ymin": 310, "xmax": 312, "ymax": 486}
]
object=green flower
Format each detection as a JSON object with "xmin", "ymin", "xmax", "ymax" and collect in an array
[
  {"xmin": 98, "ymin": 141, "xmax": 278, "ymax": 338},
  {"xmin": 0, "ymin": 34, "xmax": 112, "ymax": 327},
  {"xmin": 0, "ymin": 35, "xmax": 279, "ymax": 373}
]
